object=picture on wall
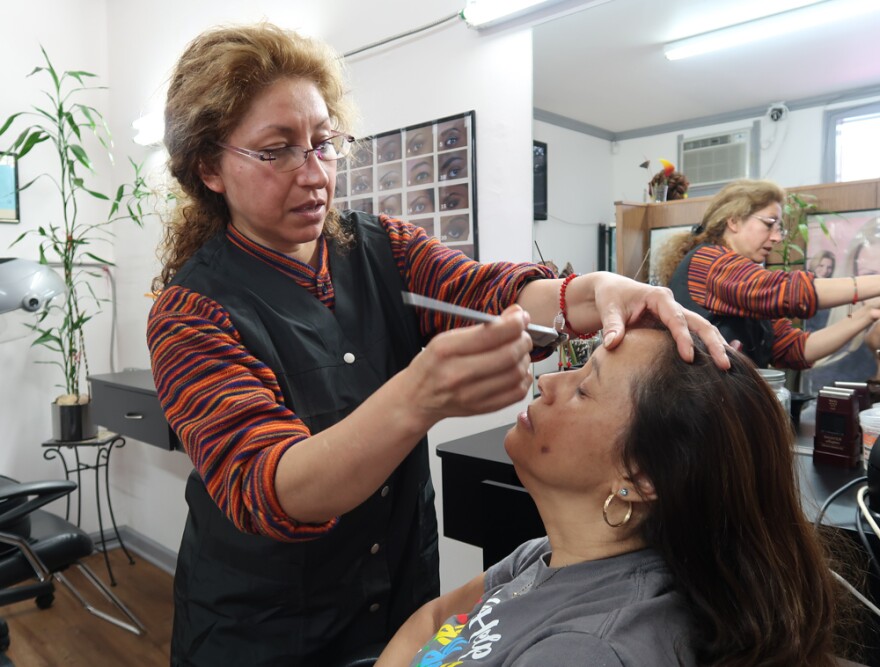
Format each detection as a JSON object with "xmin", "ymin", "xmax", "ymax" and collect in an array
[
  {"xmin": 0, "ymin": 155, "xmax": 19, "ymax": 223},
  {"xmin": 533, "ymin": 141, "xmax": 547, "ymax": 221},
  {"xmin": 334, "ymin": 111, "xmax": 478, "ymax": 259},
  {"xmin": 801, "ymin": 209, "xmax": 880, "ymax": 394},
  {"xmin": 648, "ymin": 225, "xmax": 691, "ymax": 285}
]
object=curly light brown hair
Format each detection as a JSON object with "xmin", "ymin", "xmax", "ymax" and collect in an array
[
  {"xmin": 654, "ymin": 179, "xmax": 786, "ymax": 286},
  {"xmin": 154, "ymin": 22, "xmax": 357, "ymax": 291}
]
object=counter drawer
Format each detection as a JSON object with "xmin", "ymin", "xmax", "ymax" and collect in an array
[{"xmin": 90, "ymin": 381, "xmax": 179, "ymax": 450}]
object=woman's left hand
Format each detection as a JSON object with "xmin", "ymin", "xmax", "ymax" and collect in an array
[{"xmin": 563, "ymin": 272, "xmax": 730, "ymax": 368}]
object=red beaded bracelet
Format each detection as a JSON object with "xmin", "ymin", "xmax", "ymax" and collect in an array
[{"xmin": 554, "ymin": 273, "xmax": 597, "ymax": 341}]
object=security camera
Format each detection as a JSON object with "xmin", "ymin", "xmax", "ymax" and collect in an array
[{"xmin": 768, "ymin": 104, "xmax": 788, "ymax": 122}]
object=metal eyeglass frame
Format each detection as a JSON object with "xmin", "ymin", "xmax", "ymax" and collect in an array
[{"xmin": 216, "ymin": 132, "xmax": 355, "ymax": 172}]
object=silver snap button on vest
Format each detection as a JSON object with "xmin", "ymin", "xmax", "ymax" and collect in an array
[
  {"xmin": 370, "ymin": 543, "xmax": 380, "ymax": 555},
  {"xmin": 369, "ymin": 603, "xmax": 380, "ymax": 613},
  {"xmin": 343, "ymin": 352, "xmax": 355, "ymax": 364},
  {"xmin": 380, "ymin": 485, "xmax": 390, "ymax": 497}
]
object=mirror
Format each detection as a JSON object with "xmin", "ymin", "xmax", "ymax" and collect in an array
[{"xmin": 530, "ymin": 0, "xmax": 880, "ymax": 383}]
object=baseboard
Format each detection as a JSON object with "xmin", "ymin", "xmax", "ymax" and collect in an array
[{"xmin": 89, "ymin": 525, "xmax": 177, "ymax": 576}]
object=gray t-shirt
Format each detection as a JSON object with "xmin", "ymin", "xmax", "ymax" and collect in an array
[{"xmin": 409, "ymin": 537, "xmax": 695, "ymax": 666}]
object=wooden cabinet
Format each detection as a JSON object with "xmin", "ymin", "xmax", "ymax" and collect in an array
[{"xmin": 614, "ymin": 178, "xmax": 880, "ymax": 282}]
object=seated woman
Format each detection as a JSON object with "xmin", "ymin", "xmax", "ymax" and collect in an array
[
  {"xmin": 377, "ymin": 327, "xmax": 839, "ymax": 666},
  {"xmin": 655, "ymin": 179, "xmax": 880, "ymax": 371}
]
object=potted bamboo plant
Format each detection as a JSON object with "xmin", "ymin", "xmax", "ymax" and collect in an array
[{"xmin": 0, "ymin": 47, "xmax": 156, "ymax": 441}]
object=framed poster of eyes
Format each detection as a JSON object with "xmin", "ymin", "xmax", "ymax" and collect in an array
[
  {"xmin": 334, "ymin": 110, "xmax": 478, "ymax": 260},
  {"xmin": 0, "ymin": 155, "xmax": 19, "ymax": 223}
]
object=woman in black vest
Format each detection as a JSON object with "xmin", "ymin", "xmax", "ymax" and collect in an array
[
  {"xmin": 147, "ymin": 22, "xmax": 727, "ymax": 666},
  {"xmin": 656, "ymin": 179, "xmax": 880, "ymax": 369}
]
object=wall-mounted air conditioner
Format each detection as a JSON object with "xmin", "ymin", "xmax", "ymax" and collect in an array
[{"xmin": 680, "ymin": 129, "xmax": 751, "ymax": 187}]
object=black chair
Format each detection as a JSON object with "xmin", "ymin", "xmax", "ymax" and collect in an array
[{"xmin": 0, "ymin": 475, "xmax": 144, "ymax": 653}]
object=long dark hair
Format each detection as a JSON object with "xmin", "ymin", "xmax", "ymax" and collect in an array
[{"xmin": 622, "ymin": 334, "xmax": 837, "ymax": 666}]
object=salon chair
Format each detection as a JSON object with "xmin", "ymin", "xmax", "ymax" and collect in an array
[{"xmin": 0, "ymin": 474, "xmax": 143, "ymax": 654}]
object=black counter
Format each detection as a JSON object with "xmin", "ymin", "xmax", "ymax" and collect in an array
[{"xmin": 436, "ymin": 419, "xmax": 869, "ymax": 568}]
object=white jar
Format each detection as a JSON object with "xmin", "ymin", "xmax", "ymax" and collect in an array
[{"xmin": 758, "ymin": 368, "xmax": 791, "ymax": 414}]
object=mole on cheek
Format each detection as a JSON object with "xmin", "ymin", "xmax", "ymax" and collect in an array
[{"xmin": 540, "ymin": 446, "xmax": 550, "ymax": 454}]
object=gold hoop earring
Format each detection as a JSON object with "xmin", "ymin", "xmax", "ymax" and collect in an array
[{"xmin": 603, "ymin": 492, "xmax": 633, "ymax": 528}]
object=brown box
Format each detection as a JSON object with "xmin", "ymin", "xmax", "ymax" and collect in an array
[
  {"xmin": 834, "ymin": 381, "xmax": 871, "ymax": 412},
  {"xmin": 813, "ymin": 387, "xmax": 861, "ymax": 468}
]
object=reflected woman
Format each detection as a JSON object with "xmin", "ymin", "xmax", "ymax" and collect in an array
[{"xmin": 656, "ymin": 180, "xmax": 880, "ymax": 370}]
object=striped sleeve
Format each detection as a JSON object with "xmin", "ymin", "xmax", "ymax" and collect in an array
[
  {"xmin": 379, "ymin": 216, "xmax": 556, "ymax": 348},
  {"xmin": 770, "ymin": 317, "xmax": 811, "ymax": 369},
  {"xmin": 147, "ymin": 285, "xmax": 336, "ymax": 541},
  {"xmin": 688, "ymin": 245, "xmax": 818, "ymax": 320}
]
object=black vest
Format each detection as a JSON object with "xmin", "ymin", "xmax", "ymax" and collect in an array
[
  {"xmin": 168, "ymin": 212, "xmax": 439, "ymax": 666},
  {"xmin": 669, "ymin": 243, "xmax": 774, "ymax": 368}
]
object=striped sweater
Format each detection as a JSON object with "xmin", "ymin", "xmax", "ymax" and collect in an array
[
  {"xmin": 147, "ymin": 216, "xmax": 554, "ymax": 541},
  {"xmin": 684, "ymin": 244, "xmax": 817, "ymax": 368}
]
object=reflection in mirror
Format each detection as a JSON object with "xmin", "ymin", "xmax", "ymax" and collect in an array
[{"xmin": 530, "ymin": 1, "xmax": 880, "ymax": 390}]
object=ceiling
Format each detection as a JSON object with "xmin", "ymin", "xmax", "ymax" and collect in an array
[{"xmin": 532, "ymin": 0, "xmax": 880, "ymax": 138}]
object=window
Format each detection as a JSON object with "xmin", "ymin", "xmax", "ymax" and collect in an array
[{"xmin": 823, "ymin": 101, "xmax": 880, "ymax": 183}]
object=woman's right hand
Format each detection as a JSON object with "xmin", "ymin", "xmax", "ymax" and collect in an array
[
  {"xmin": 276, "ymin": 305, "xmax": 533, "ymax": 523},
  {"xmin": 404, "ymin": 304, "xmax": 534, "ymax": 427}
]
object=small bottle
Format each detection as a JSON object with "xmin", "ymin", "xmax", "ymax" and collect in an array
[{"xmin": 757, "ymin": 368, "xmax": 791, "ymax": 415}]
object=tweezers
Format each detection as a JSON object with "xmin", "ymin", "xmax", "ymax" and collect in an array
[{"xmin": 401, "ymin": 291, "xmax": 567, "ymax": 348}]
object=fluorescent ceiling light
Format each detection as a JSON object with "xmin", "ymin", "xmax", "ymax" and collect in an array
[
  {"xmin": 461, "ymin": 0, "xmax": 571, "ymax": 29},
  {"xmin": 664, "ymin": 0, "xmax": 879, "ymax": 61}
]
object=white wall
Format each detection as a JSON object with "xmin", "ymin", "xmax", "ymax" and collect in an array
[
  {"xmin": 609, "ymin": 99, "xmax": 880, "ymax": 204},
  {"xmin": 0, "ymin": 1, "xmax": 118, "ymax": 525},
  {"xmin": 531, "ymin": 119, "xmax": 611, "ymax": 380}
]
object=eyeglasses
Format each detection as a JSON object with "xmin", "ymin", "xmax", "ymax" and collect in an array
[
  {"xmin": 751, "ymin": 214, "xmax": 788, "ymax": 239},
  {"xmin": 216, "ymin": 133, "xmax": 355, "ymax": 172}
]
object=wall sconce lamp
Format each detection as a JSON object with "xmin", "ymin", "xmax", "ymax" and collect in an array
[{"xmin": 664, "ymin": 0, "xmax": 879, "ymax": 61}]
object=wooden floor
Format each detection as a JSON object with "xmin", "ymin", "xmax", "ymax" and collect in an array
[{"xmin": 1, "ymin": 548, "xmax": 173, "ymax": 666}]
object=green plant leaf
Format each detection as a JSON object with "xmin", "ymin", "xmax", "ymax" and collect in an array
[
  {"xmin": 14, "ymin": 129, "xmax": 50, "ymax": 158},
  {"xmin": 0, "ymin": 112, "xmax": 26, "ymax": 138},
  {"xmin": 67, "ymin": 70, "xmax": 98, "ymax": 84},
  {"xmin": 84, "ymin": 251, "xmax": 113, "ymax": 265},
  {"xmin": 82, "ymin": 187, "xmax": 109, "ymax": 201},
  {"xmin": 68, "ymin": 144, "xmax": 93, "ymax": 170}
]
